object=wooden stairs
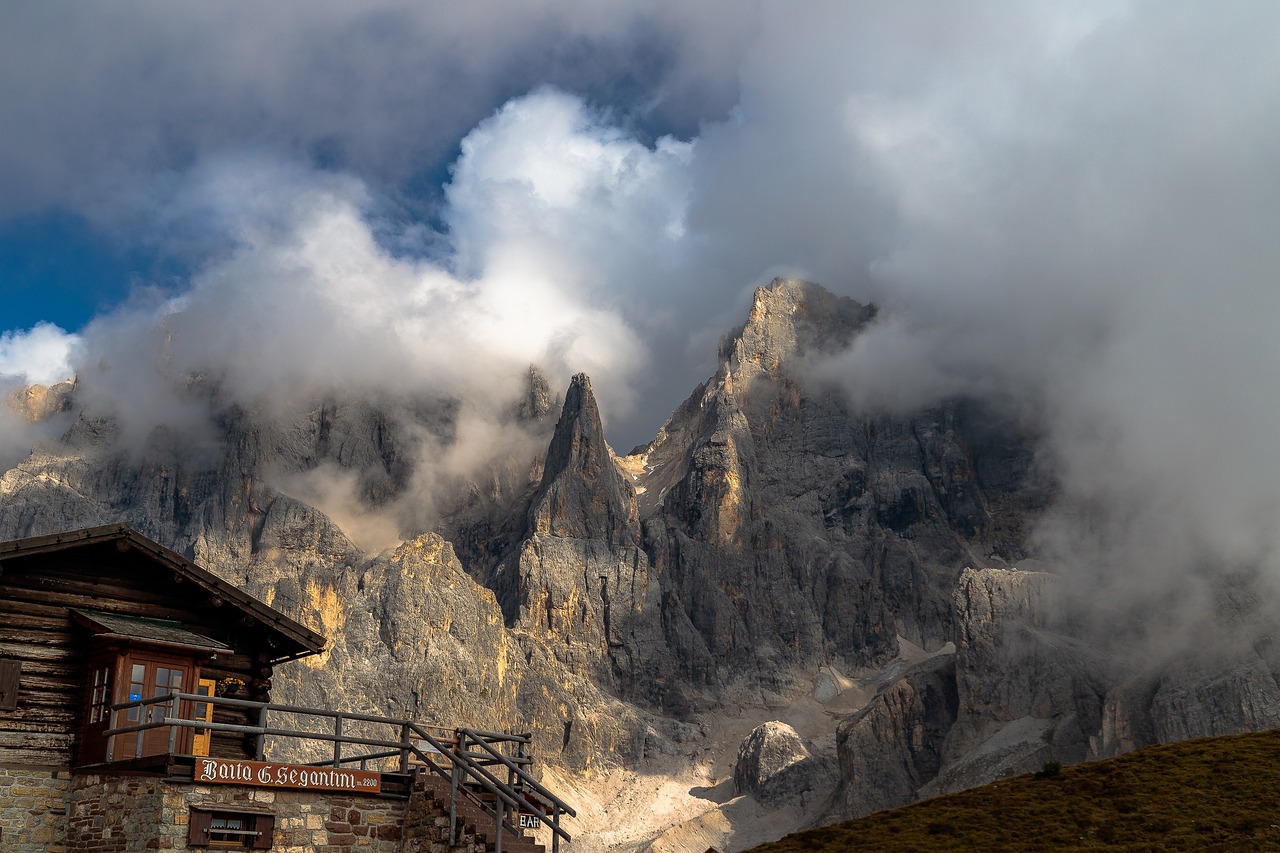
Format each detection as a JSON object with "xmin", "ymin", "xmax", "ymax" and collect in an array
[{"xmin": 402, "ymin": 770, "xmax": 547, "ymax": 853}]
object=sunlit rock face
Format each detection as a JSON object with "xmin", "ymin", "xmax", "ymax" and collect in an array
[
  {"xmin": 4, "ymin": 278, "xmax": 1280, "ymax": 847},
  {"xmin": 7, "ymin": 379, "xmax": 75, "ymax": 422}
]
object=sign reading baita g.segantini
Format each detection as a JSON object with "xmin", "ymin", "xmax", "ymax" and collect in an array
[{"xmin": 195, "ymin": 757, "xmax": 382, "ymax": 793}]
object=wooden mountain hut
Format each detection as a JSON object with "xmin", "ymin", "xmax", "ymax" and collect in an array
[{"xmin": 0, "ymin": 523, "xmax": 326, "ymax": 772}]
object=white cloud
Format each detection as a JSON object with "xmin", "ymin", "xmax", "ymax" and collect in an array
[
  {"xmin": 0, "ymin": 323, "xmax": 78, "ymax": 385},
  {"xmin": 66, "ymin": 89, "xmax": 692, "ymax": 469}
]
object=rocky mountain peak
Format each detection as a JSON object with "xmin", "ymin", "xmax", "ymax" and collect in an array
[
  {"xmin": 7, "ymin": 380, "xmax": 76, "ymax": 423},
  {"xmin": 528, "ymin": 373, "xmax": 638, "ymax": 546},
  {"xmin": 719, "ymin": 278, "xmax": 876, "ymax": 389},
  {"xmin": 514, "ymin": 364, "xmax": 556, "ymax": 422}
]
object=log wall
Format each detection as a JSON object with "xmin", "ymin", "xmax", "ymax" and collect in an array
[{"xmin": 0, "ymin": 543, "xmax": 276, "ymax": 768}]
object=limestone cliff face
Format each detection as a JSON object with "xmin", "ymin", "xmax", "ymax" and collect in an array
[
  {"xmin": 7, "ymin": 379, "xmax": 75, "ymax": 422},
  {"xmin": 834, "ymin": 564, "xmax": 1280, "ymax": 820},
  {"xmin": 504, "ymin": 373, "xmax": 669, "ymax": 706},
  {"xmin": 631, "ymin": 281, "xmax": 1044, "ymax": 704}
]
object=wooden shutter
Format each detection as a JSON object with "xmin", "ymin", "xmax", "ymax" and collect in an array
[
  {"xmin": 0, "ymin": 659, "xmax": 19, "ymax": 711},
  {"xmin": 251, "ymin": 813, "xmax": 276, "ymax": 849},
  {"xmin": 188, "ymin": 808, "xmax": 212, "ymax": 846}
]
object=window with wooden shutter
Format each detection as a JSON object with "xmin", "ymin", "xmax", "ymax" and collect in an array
[{"xmin": 189, "ymin": 808, "xmax": 274, "ymax": 849}]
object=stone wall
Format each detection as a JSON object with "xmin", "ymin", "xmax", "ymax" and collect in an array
[
  {"xmin": 0, "ymin": 768, "xmax": 498, "ymax": 852},
  {"xmin": 66, "ymin": 774, "xmax": 410, "ymax": 852},
  {"xmin": 0, "ymin": 766, "xmax": 71, "ymax": 853}
]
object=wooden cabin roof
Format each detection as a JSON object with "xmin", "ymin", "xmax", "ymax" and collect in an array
[
  {"xmin": 71, "ymin": 609, "xmax": 235, "ymax": 656},
  {"xmin": 0, "ymin": 524, "xmax": 326, "ymax": 663}
]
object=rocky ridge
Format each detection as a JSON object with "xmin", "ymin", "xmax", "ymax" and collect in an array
[{"xmin": 3, "ymin": 278, "xmax": 1280, "ymax": 851}]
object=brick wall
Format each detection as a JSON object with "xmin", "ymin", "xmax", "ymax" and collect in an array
[{"xmin": 0, "ymin": 766, "xmax": 72, "ymax": 852}]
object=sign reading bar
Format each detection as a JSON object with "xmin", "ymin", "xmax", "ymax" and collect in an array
[{"xmin": 195, "ymin": 758, "xmax": 381, "ymax": 793}]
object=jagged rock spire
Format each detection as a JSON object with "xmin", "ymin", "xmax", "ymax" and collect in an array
[{"xmin": 528, "ymin": 373, "xmax": 638, "ymax": 546}]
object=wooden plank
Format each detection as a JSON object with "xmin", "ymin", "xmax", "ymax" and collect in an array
[
  {"xmin": 0, "ymin": 642, "xmax": 76, "ymax": 663},
  {"xmin": 2, "ymin": 575, "xmax": 184, "ymax": 609},
  {"xmin": 10, "ymin": 656, "xmax": 80, "ymax": 676},
  {"xmin": 0, "ymin": 730, "xmax": 74, "ymax": 750},
  {"xmin": 0, "ymin": 523, "xmax": 126, "ymax": 556},
  {"xmin": 5, "ymin": 694, "xmax": 79, "ymax": 712},
  {"xmin": 4, "ymin": 567, "xmax": 178, "ymax": 596},
  {"xmin": 0, "ymin": 711, "xmax": 79, "ymax": 730},
  {"xmin": 0, "ymin": 596, "xmax": 72, "ymax": 618},
  {"xmin": 0, "ymin": 626, "xmax": 76, "ymax": 647},
  {"xmin": 6, "ymin": 672, "xmax": 79, "ymax": 693},
  {"xmin": 0, "ymin": 610, "xmax": 69, "ymax": 630},
  {"xmin": 0, "ymin": 746, "xmax": 72, "ymax": 767},
  {"xmin": 0, "ymin": 689, "xmax": 77, "ymax": 716}
]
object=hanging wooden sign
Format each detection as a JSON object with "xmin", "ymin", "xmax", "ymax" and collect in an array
[{"xmin": 194, "ymin": 757, "xmax": 382, "ymax": 793}]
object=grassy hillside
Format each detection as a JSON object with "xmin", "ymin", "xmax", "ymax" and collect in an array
[{"xmin": 748, "ymin": 729, "xmax": 1280, "ymax": 852}]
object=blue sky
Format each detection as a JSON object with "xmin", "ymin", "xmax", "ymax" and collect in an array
[{"xmin": 0, "ymin": 212, "xmax": 182, "ymax": 331}]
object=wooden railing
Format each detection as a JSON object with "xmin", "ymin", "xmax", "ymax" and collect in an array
[{"xmin": 103, "ymin": 692, "xmax": 576, "ymax": 852}]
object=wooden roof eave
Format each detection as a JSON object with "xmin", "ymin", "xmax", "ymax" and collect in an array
[{"xmin": 0, "ymin": 523, "xmax": 328, "ymax": 663}]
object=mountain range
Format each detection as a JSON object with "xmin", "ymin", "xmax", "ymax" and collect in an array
[{"xmin": 4, "ymin": 278, "xmax": 1278, "ymax": 851}]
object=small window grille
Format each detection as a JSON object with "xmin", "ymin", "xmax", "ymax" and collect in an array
[{"xmin": 189, "ymin": 808, "xmax": 275, "ymax": 850}]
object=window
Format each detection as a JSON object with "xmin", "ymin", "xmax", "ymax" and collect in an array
[
  {"xmin": 126, "ymin": 663, "xmax": 145, "ymax": 722},
  {"xmin": 189, "ymin": 808, "xmax": 275, "ymax": 850},
  {"xmin": 211, "ymin": 814, "xmax": 250, "ymax": 847},
  {"xmin": 88, "ymin": 665, "xmax": 112, "ymax": 723}
]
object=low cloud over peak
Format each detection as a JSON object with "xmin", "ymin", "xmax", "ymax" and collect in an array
[{"xmin": 2, "ymin": 1, "xmax": 1278, "ymax": 604}]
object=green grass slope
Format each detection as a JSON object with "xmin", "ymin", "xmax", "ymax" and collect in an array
[{"xmin": 748, "ymin": 729, "xmax": 1280, "ymax": 852}]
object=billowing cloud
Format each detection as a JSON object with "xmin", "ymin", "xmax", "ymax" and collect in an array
[
  {"xmin": 796, "ymin": 1, "xmax": 1280, "ymax": 606},
  {"xmin": 0, "ymin": 323, "xmax": 77, "ymax": 386}
]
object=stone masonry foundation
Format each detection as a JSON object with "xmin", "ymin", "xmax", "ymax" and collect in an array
[
  {"xmin": 2, "ymin": 769, "xmax": 503, "ymax": 853},
  {"xmin": 0, "ymin": 765, "xmax": 72, "ymax": 853}
]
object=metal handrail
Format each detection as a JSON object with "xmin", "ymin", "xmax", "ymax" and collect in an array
[
  {"xmin": 404, "ymin": 724, "xmax": 541, "ymax": 852},
  {"xmin": 458, "ymin": 727, "xmax": 577, "ymax": 818},
  {"xmin": 101, "ymin": 692, "xmax": 574, "ymax": 851}
]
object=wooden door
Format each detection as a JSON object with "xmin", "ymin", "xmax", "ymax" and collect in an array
[
  {"xmin": 122, "ymin": 654, "xmax": 192, "ymax": 757},
  {"xmin": 191, "ymin": 678, "xmax": 216, "ymax": 757}
]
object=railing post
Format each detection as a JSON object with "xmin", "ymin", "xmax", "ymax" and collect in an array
[
  {"xmin": 255, "ymin": 703, "xmax": 269, "ymax": 760},
  {"xmin": 167, "ymin": 692, "xmax": 180, "ymax": 755},
  {"xmin": 449, "ymin": 758, "xmax": 461, "ymax": 846},
  {"xmin": 134, "ymin": 701, "xmax": 145, "ymax": 759},
  {"xmin": 399, "ymin": 722, "xmax": 410, "ymax": 773},
  {"xmin": 332, "ymin": 714, "xmax": 343, "ymax": 767},
  {"xmin": 495, "ymin": 797, "xmax": 504, "ymax": 853}
]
